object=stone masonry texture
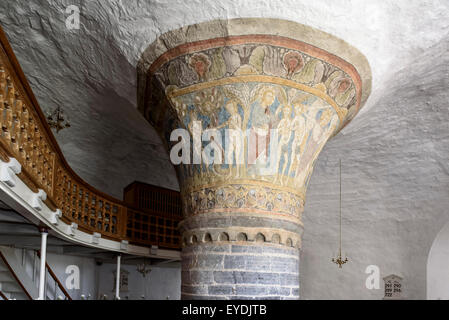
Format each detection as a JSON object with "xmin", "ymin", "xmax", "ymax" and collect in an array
[{"xmin": 181, "ymin": 243, "xmax": 300, "ymax": 300}]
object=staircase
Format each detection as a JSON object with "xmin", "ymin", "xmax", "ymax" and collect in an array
[
  {"xmin": 0, "ymin": 262, "xmax": 30, "ymax": 300},
  {"xmin": 0, "ymin": 249, "xmax": 33, "ymax": 300},
  {"xmin": 0, "ymin": 246, "xmax": 70, "ymax": 300}
]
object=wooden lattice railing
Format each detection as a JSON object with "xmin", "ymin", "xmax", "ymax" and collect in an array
[
  {"xmin": 124, "ymin": 182, "xmax": 182, "ymax": 246},
  {"xmin": 0, "ymin": 26, "xmax": 182, "ymax": 249}
]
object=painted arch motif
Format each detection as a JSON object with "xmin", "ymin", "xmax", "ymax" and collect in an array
[{"xmin": 170, "ymin": 82, "xmax": 338, "ymax": 191}]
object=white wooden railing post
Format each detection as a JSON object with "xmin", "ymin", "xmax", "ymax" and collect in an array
[
  {"xmin": 115, "ymin": 255, "xmax": 121, "ymax": 300},
  {"xmin": 37, "ymin": 227, "xmax": 48, "ymax": 300}
]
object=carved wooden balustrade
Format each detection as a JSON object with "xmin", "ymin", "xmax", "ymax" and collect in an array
[{"xmin": 0, "ymin": 26, "xmax": 181, "ymax": 250}]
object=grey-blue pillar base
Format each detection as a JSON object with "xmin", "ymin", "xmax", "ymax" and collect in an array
[{"xmin": 181, "ymin": 243, "xmax": 300, "ymax": 300}]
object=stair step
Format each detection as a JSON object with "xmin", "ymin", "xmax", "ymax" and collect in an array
[
  {"xmin": 8, "ymin": 292, "xmax": 29, "ymax": 300},
  {"xmin": 0, "ymin": 262, "xmax": 8, "ymax": 272},
  {"xmin": 0, "ymin": 282, "xmax": 23, "ymax": 293},
  {"xmin": 0, "ymin": 270, "xmax": 14, "ymax": 282}
]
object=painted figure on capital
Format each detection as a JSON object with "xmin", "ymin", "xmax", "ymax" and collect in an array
[
  {"xmin": 273, "ymin": 103, "xmax": 293, "ymax": 183},
  {"xmin": 223, "ymin": 100, "xmax": 244, "ymax": 177},
  {"xmin": 282, "ymin": 101, "xmax": 307, "ymax": 185},
  {"xmin": 210, "ymin": 99, "xmax": 244, "ymax": 178},
  {"xmin": 292, "ymin": 107, "xmax": 339, "ymax": 187},
  {"xmin": 247, "ymin": 86, "xmax": 277, "ymax": 176}
]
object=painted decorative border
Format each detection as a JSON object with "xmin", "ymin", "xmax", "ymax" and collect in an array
[
  {"xmin": 148, "ymin": 34, "xmax": 362, "ymax": 107},
  {"xmin": 147, "ymin": 35, "xmax": 361, "ymax": 118},
  {"xmin": 183, "ymin": 183, "xmax": 304, "ymax": 219}
]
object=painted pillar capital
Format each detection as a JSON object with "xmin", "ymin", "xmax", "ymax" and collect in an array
[{"xmin": 138, "ymin": 18, "xmax": 371, "ymax": 299}]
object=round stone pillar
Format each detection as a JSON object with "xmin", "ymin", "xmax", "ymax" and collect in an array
[{"xmin": 138, "ymin": 18, "xmax": 371, "ymax": 299}]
